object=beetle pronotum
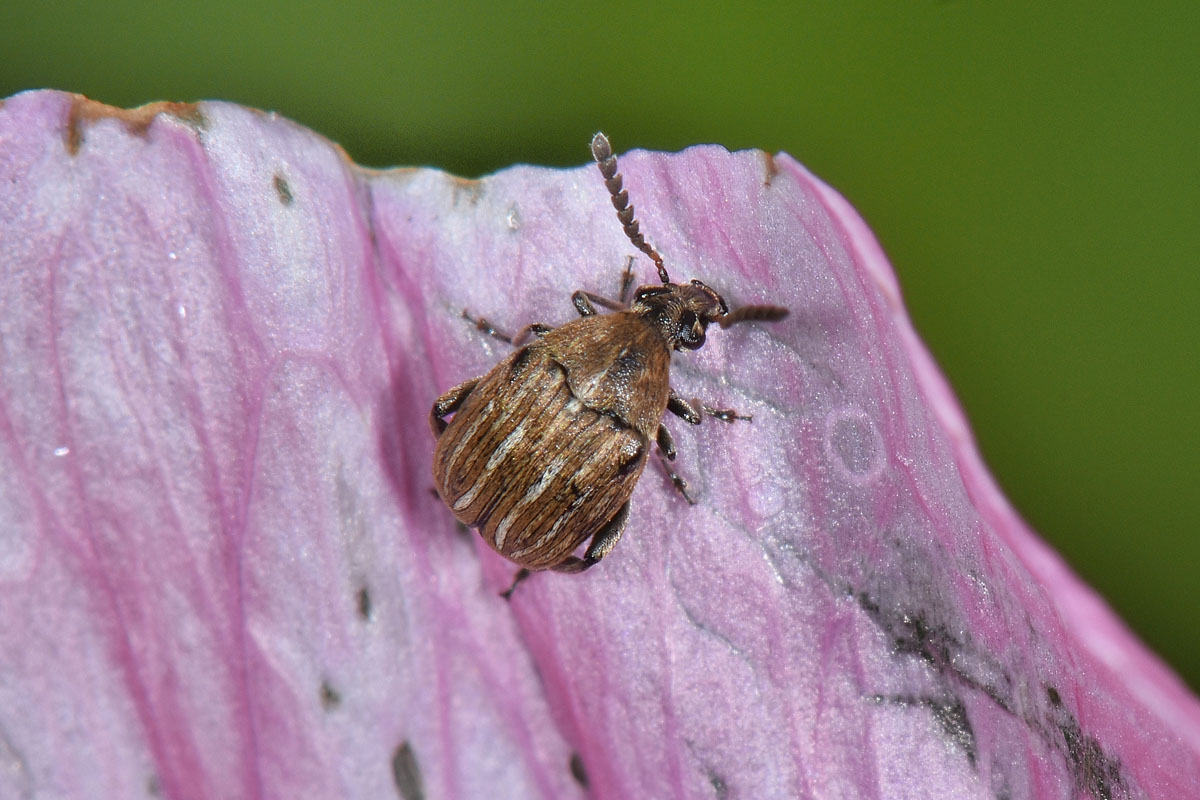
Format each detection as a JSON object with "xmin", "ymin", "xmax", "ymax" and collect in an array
[{"xmin": 430, "ymin": 133, "xmax": 788, "ymax": 596}]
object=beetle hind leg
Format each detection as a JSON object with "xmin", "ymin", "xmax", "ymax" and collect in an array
[
  {"xmin": 552, "ymin": 500, "xmax": 632, "ymax": 574},
  {"xmin": 500, "ymin": 502, "xmax": 632, "ymax": 599},
  {"xmin": 500, "ymin": 568, "xmax": 531, "ymax": 600}
]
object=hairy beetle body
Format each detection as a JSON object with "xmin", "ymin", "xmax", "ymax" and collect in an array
[
  {"xmin": 433, "ymin": 321, "xmax": 663, "ymax": 569},
  {"xmin": 430, "ymin": 133, "xmax": 788, "ymax": 594}
]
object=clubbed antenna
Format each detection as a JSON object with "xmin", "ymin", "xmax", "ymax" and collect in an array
[{"xmin": 591, "ymin": 132, "xmax": 670, "ymax": 284}]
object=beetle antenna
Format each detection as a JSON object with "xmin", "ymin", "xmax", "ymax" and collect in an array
[{"xmin": 591, "ymin": 132, "xmax": 671, "ymax": 284}]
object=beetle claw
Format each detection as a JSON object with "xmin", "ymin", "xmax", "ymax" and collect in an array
[{"xmin": 500, "ymin": 568, "xmax": 531, "ymax": 600}]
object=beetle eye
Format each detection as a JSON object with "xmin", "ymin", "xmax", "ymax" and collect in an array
[{"xmin": 678, "ymin": 311, "xmax": 707, "ymax": 350}]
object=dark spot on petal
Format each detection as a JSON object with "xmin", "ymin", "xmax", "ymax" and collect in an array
[
  {"xmin": 854, "ymin": 590, "xmax": 880, "ymax": 617},
  {"xmin": 929, "ymin": 696, "xmax": 976, "ymax": 766},
  {"xmin": 854, "ymin": 588, "xmax": 1130, "ymax": 798},
  {"xmin": 1048, "ymin": 695, "xmax": 1127, "ymax": 800},
  {"xmin": 274, "ymin": 173, "xmax": 294, "ymax": 205},
  {"xmin": 708, "ymin": 769, "xmax": 729, "ymax": 800},
  {"xmin": 356, "ymin": 585, "xmax": 372, "ymax": 621},
  {"xmin": 870, "ymin": 694, "xmax": 977, "ymax": 767},
  {"xmin": 320, "ymin": 680, "xmax": 341, "ymax": 710},
  {"xmin": 569, "ymin": 752, "xmax": 588, "ymax": 787},
  {"xmin": 391, "ymin": 741, "xmax": 425, "ymax": 800},
  {"xmin": 147, "ymin": 774, "xmax": 161, "ymax": 796}
]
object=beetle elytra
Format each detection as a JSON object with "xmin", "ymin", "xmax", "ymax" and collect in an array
[{"xmin": 430, "ymin": 133, "xmax": 788, "ymax": 596}]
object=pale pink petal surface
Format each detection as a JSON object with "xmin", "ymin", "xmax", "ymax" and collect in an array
[{"xmin": 0, "ymin": 91, "xmax": 1196, "ymax": 799}]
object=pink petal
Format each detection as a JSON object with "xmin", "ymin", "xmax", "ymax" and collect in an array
[{"xmin": 1, "ymin": 90, "xmax": 1197, "ymax": 799}]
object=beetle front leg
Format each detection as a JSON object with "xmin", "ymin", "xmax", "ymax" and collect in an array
[
  {"xmin": 667, "ymin": 389, "xmax": 702, "ymax": 425},
  {"xmin": 668, "ymin": 387, "xmax": 751, "ymax": 424},
  {"xmin": 571, "ymin": 256, "xmax": 637, "ymax": 317},
  {"xmin": 700, "ymin": 404, "xmax": 752, "ymax": 422},
  {"xmin": 429, "ymin": 377, "xmax": 480, "ymax": 436}
]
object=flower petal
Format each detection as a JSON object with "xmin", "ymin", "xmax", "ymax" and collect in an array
[{"xmin": 0, "ymin": 90, "xmax": 1196, "ymax": 799}]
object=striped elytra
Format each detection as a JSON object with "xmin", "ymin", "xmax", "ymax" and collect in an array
[{"xmin": 430, "ymin": 133, "xmax": 788, "ymax": 596}]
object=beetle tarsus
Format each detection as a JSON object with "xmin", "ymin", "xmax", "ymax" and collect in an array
[
  {"xmin": 462, "ymin": 310, "xmax": 513, "ymax": 343},
  {"xmin": 500, "ymin": 568, "xmax": 531, "ymax": 600},
  {"xmin": 703, "ymin": 405, "xmax": 752, "ymax": 423},
  {"xmin": 657, "ymin": 453, "xmax": 697, "ymax": 505}
]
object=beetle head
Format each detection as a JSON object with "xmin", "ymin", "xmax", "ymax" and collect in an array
[{"xmin": 631, "ymin": 279, "xmax": 728, "ymax": 351}]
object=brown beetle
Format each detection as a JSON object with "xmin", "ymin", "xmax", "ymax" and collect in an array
[{"xmin": 430, "ymin": 133, "xmax": 788, "ymax": 596}]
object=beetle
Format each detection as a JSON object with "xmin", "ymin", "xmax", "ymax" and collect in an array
[{"xmin": 430, "ymin": 132, "xmax": 788, "ymax": 596}]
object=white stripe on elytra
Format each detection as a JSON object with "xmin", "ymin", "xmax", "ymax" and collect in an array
[
  {"xmin": 449, "ymin": 400, "xmax": 497, "ymax": 512},
  {"xmin": 508, "ymin": 438, "xmax": 615, "ymax": 559},
  {"xmin": 493, "ymin": 451, "xmax": 570, "ymax": 550}
]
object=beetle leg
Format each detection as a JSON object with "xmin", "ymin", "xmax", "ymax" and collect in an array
[
  {"xmin": 657, "ymin": 452, "xmax": 697, "ymax": 505},
  {"xmin": 656, "ymin": 424, "xmax": 677, "ymax": 460},
  {"xmin": 500, "ymin": 568, "xmax": 531, "ymax": 600},
  {"xmin": 501, "ymin": 501, "xmax": 632, "ymax": 599},
  {"xmin": 461, "ymin": 309, "xmax": 513, "ymax": 343},
  {"xmin": 429, "ymin": 377, "xmax": 480, "ymax": 436},
  {"xmin": 461, "ymin": 311, "xmax": 552, "ymax": 348},
  {"xmin": 667, "ymin": 389, "xmax": 702, "ymax": 425},
  {"xmin": 553, "ymin": 500, "xmax": 632, "ymax": 574},
  {"xmin": 617, "ymin": 256, "xmax": 636, "ymax": 305},
  {"xmin": 572, "ymin": 290, "xmax": 625, "ymax": 317},
  {"xmin": 510, "ymin": 322, "xmax": 554, "ymax": 346},
  {"xmin": 669, "ymin": 388, "xmax": 751, "ymax": 424},
  {"xmin": 701, "ymin": 404, "xmax": 753, "ymax": 422}
]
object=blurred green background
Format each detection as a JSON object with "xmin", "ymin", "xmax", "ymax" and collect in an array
[{"xmin": 2, "ymin": 2, "xmax": 1196, "ymax": 690}]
